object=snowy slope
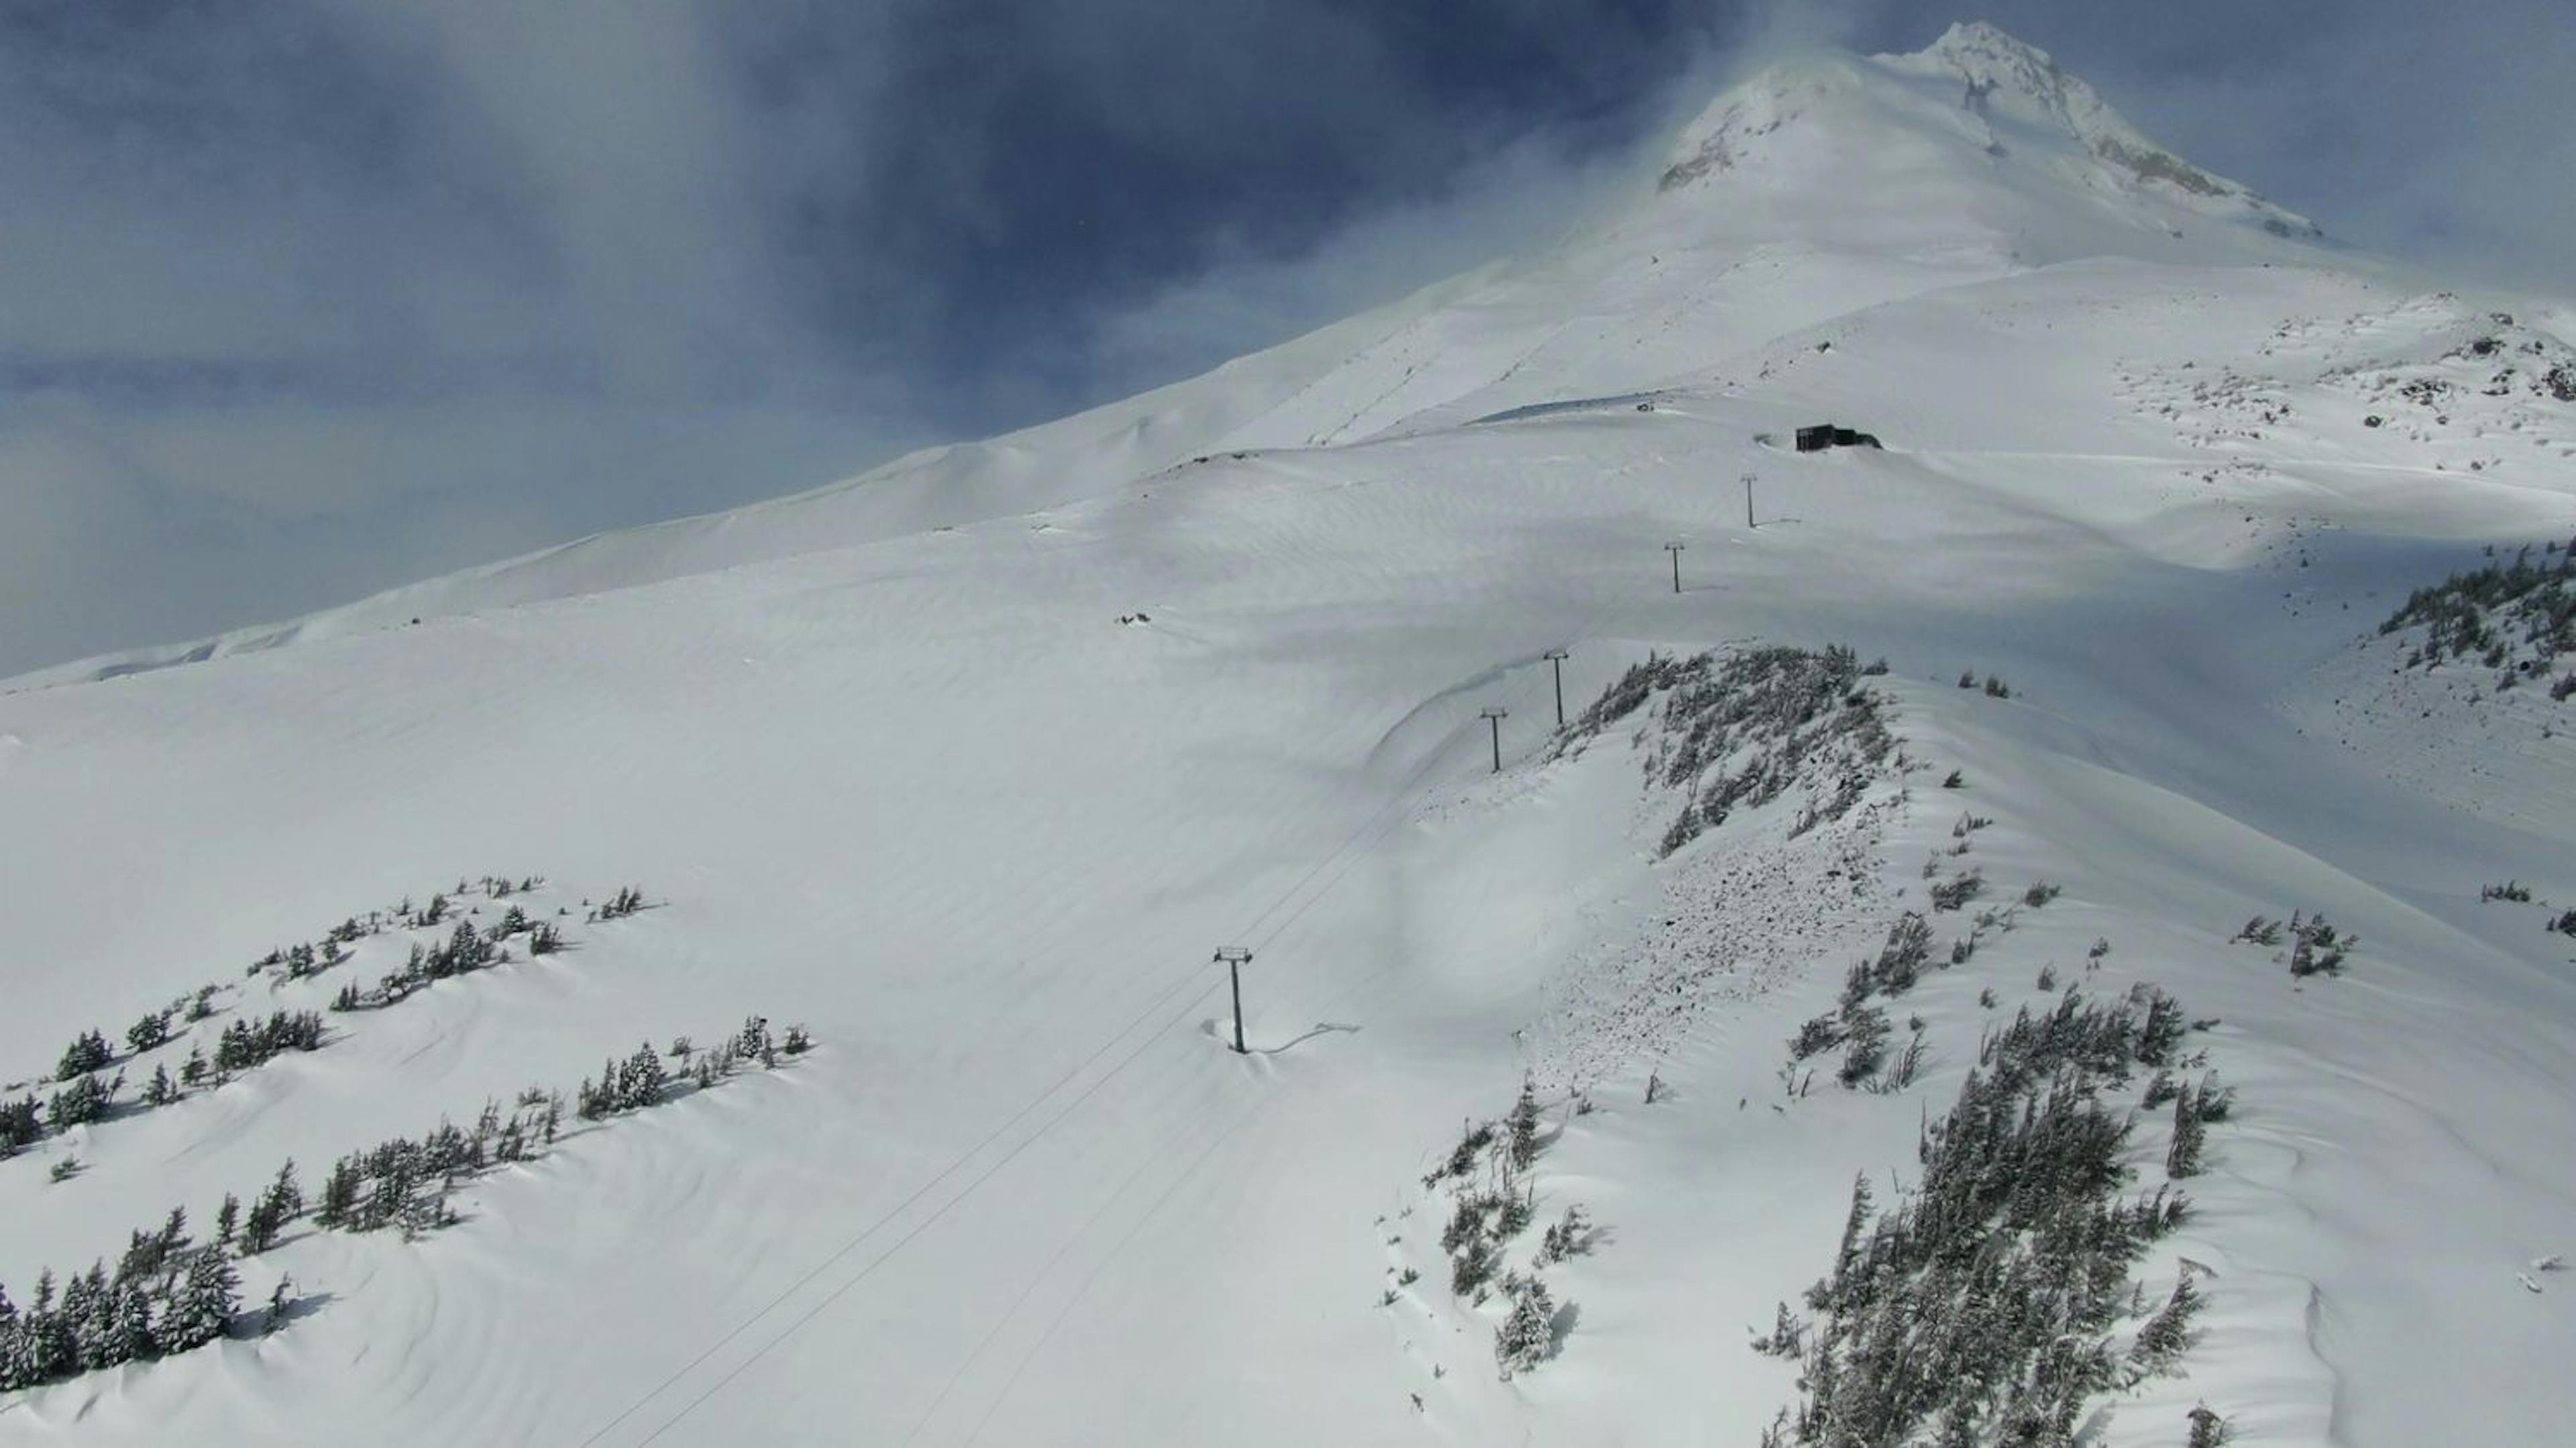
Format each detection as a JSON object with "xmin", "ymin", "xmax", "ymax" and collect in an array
[
  {"xmin": 5, "ymin": 23, "xmax": 2575, "ymax": 1448},
  {"xmin": 20, "ymin": 26, "xmax": 2335, "ymax": 694}
]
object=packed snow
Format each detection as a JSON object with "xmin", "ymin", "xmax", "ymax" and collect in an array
[{"xmin": 3, "ymin": 23, "xmax": 2571, "ymax": 1448}]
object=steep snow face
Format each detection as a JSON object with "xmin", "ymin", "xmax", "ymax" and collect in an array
[
  {"xmin": 1660, "ymin": 23, "xmax": 2316, "ymax": 252},
  {"xmin": 17, "ymin": 25, "xmax": 2337, "ymax": 692},
  {"xmin": 1910, "ymin": 21, "xmax": 2316, "ymax": 234}
]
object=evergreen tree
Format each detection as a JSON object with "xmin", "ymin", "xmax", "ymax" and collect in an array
[
  {"xmin": 617, "ymin": 1043, "xmax": 666, "ymax": 1110},
  {"xmin": 0, "ymin": 1282, "xmax": 18, "ymax": 1392},
  {"xmin": 144, "ymin": 1063, "xmax": 178, "ymax": 1107},
  {"xmin": 55, "ymin": 1029, "xmax": 113, "ymax": 1082},
  {"xmin": 0, "ymin": 1093, "xmax": 40, "ymax": 1153},
  {"xmin": 1506, "ymin": 1077, "xmax": 1542, "ymax": 1172},
  {"xmin": 158, "ymin": 1251, "xmax": 239, "ymax": 1353},
  {"xmin": 263, "ymin": 1275, "xmax": 294, "ymax": 1335},
  {"xmin": 316, "ymin": 1159, "xmax": 363, "ymax": 1229},
  {"xmin": 24, "ymin": 1270, "xmax": 72, "ymax": 1384},
  {"xmin": 239, "ymin": 1194, "xmax": 284, "ymax": 1255},
  {"xmin": 2131, "ymin": 1276, "xmax": 2203, "ymax": 1372},
  {"xmin": 125, "ymin": 1011, "xmax": 174, "ymax": 1054},
  {"xmin": 1537, "ymin": 1205, "xmax": 1592, "ymax": 1265},
  {"xmin": 266, "ymin": 1159, "xmax": 305, "ymax": 1220},
  {"xmin": 106, "ymin": 1279, "xmax": 156, "ymax": 1365},
  {"xmin": 1450, "ymin": 1234, "xmax": 1499, "ymax": 1298},
  {"xmin": 66, "ymin": 1263, "xmax": 117, "ymax": 1371},
  {"xmin": 46, "ymin": 1073, "xmax": 110, "ymax": 1131},
  {"xmin": 239, "ymin": 1161, "xmax": 301, "ymax": 1254},
  {"xmin": 215, "ymin": 1192, "xmax": 241, "ymax": 1247},
  {"xmin": 1493, "ymin": 1276, "xmax": 1560, "ymax": 1378},
  {"xmin": 2165, "ymin": 1088, "xmax": 2207, "ymax": 1180}
]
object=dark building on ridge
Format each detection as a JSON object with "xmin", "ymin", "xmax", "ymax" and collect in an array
[{"xmin": 1796, "ymin": 423, "xmax": 1882, "ymax": 452}]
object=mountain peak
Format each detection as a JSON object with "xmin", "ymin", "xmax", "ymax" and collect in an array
[
  {"xmin": 1922, "ymin": 19, "xmax": 2060, "ymax": 76},
  {"xmin": 1907, "ymin": 21, "xmax": 2247, "ymax": 206},
  {"xmin": 1658, "ymin": 21, "xmax": 2318, "ymax": 243}
]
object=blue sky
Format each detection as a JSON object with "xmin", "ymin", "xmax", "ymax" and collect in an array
[{"xmin": 3, "ymin": 0, "xmax": 2568, "ymax": 676}]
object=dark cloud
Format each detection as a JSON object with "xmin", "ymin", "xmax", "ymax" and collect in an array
[{"xmin": 0, "ymin": 1, "xmax": 2563, "ymax": 676}]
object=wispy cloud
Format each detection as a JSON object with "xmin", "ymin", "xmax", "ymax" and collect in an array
[{"xmin": 1, "ymin": 1, "xmax": 2563, "ymax": 676}]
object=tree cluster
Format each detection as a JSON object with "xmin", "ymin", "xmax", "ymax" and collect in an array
[
  {"xmin": 9, "ymin": 873, "xmax": 601, "ymax": 1171},
  {"xmin": 212, "ymin": 1010, "xmax": 327, "ymax": 1073},
  {"xmin": 251, "ymin": 873, "xmax": 548, "ymax": 987},
  {"xmin": 1787, "ymin": 914, "xmax": 1958, "ymax": 1094},
  {"xmin": 1550, "ymin": 646, "xmax": 1897, "ymax": 859},
  {"xmin": 1762, "ymin": 985, "xmax": 2224, "ymax": 1447},
  {"xmin": 0, "ymin": 1208, "xmax": 245, "ymax": 1392},
  {"xmin": 2232, "ymin": 909, "xmax": 2353, "ymax": 978},
  {"xmin": 1413, "ymin": 1078, "xmax": 1592, "ymax": 1380},
  {"xmin": 7, "ymin": 1012, "xmax": 330, "ymax": 1167},
  {"xmin": 2379, "ymin": 540, "xmax": 2576, "ymax": 686},
  {"xmin": 54, "ymin": 1030, "xmax": 113, "ymax": 1082},
  {"xmin": 3, "ymin": 1009, "xmax": 808, "ymax": 1396}
]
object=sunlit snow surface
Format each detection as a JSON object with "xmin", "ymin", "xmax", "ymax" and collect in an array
[{"xmin": 4, "ymin": 25, "xmax": 2573, "ymax": 1448}]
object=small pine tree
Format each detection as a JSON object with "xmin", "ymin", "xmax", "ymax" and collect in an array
[
  {"xmin": 619, "ymin": 1043, "xmax": 666, "ymax": 1110},
  {"xmin": 316, "ymin": 1158, "xmax": 364, "ymax": 1229},
  {"xmin": 1506, "ymin": 1077, "xmax": 1541, "ymax": 1171},
  {"xmin": 1493, "ymin": 1276, "xmax": 1560, "ymax": 1378},
  {"xmin": 239, "ymin": 1195, "xmax": 282, "ymax": 1255},
  {"xmin": 2131, "ymin": 1274, "xmax": 2203, "ymax": 1372},
  {"xmin": 2186, "ymin": 1402, "xmax": 2233, "ymax": 1447},
  {"xmin": 269, "ymin": 1159, "xmax": 304, "ymax": 1217},
  {"xmin": 1450, "ymin": 1234, "xmax": 1499, "ymax": 1298},
  {"xmin": 1537, "ymin": 1204, "xmax": 1592, "ymax": 1264},
  {"xmin": 1750, "ymin": 1300, "xmax": 1805, "ymax": 1357},
  {"xmin": 55, "ymin": 1029, "xmax": 113, "ymax": 1082},
  {"xmin": 2165, "ymin": 1088, "xmax": 2207, "ymax": 1179},
  {"xmin": 215, "ymin": 1192, "xmax": 241, "ymax": 1247},
  {"xmin": 125, "ymin": 1011, "xmax": 174, "ymax": 1054}
]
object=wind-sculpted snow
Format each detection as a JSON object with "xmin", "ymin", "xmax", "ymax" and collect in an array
[{"xmin": 6, "ymin": 20, "xmax": 2576, "ymax": 1448}]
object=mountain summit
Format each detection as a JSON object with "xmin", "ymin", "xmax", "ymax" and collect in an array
[
  {"xmin": 25, "ymin": 23, "xmax": 2333, "ymax": 688},
  {"xmin": 1660, "ymin": 21, "xmax": 2318, "ymax": 244}
]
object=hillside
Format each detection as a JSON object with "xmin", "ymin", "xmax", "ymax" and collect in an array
[{"xmin": 3, "ymin": 23, "xmax": 2573, "ymax": 1448}]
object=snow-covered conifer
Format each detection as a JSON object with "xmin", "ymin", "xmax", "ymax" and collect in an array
[{"xmin": 1493, "ymin": 1276, "xmax": 1560, "ymax": 1378}]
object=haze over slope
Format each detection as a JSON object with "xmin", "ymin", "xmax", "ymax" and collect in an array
[
  {"xmin": 3, "ymin": 24, "xmax": 2572, "ymax": 1448},
  {"xmin": 28, "ymin": 23, "xmax": 2332, "ymax": 692}
]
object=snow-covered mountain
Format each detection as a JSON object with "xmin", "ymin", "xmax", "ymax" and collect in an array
[
  {"xmin": 5, "ymin": 23, "xmax": 2573, "ymax": 1448},
  {"xmin": 19, "ymin": 25, "xmax": 2331, "ymax": 692}
]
